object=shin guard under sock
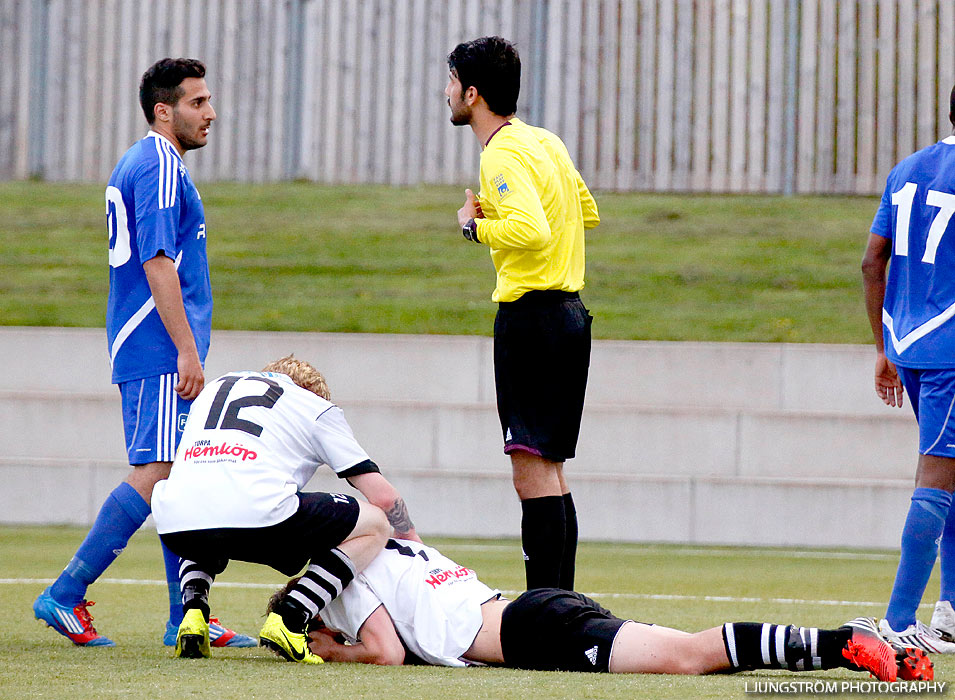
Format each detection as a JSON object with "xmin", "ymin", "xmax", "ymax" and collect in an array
[
  {"xmin": 722, "ymin": 622, "xmax": 851, "ymax": 672},
  {"xmin": 50, "ymin": 482, "xmax": 149, "ymax": 606},
  {"xmin": 886, "ymin": 488, "xmax": 952, "ymax": 631},
  {"xmin": 559, "ymin": 492, "xmax": 578, "ymax": 591},
  {"xmin": 520, "ymin": 495, "xmax": 566, "ymax": 590}
]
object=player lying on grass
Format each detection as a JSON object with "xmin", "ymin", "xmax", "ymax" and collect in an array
[
  {"xmin": 151, "ymin": 356, "xmax": 419, "ymax": 663},
  {"xmin": 265, "ymin": 539, "xmax": 933, "ymax": 681}
]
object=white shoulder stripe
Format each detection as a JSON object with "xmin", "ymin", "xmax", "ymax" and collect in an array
[
  {"xmin": 152, "ymin": 136, "xmax": 181, "ymax": 210},
  {"xmin": 170, "ymin": 143, "xmax": 179, "ymax": 204},
  {"xmin": 162, "ymin": 140, "xmax": 179, "ymax": 208},
  {"xmin": 154, "ymin": 137, "xmax": 166, "ymax": 209},
  {"xmin": 162, "ymin": 140, "xmax": 173, "ymax": 209}
]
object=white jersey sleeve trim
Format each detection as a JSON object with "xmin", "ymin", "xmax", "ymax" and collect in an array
[
  {"xmin": 109, "ymin": 251, "xmax": 183, "ymax": 367},
  {"xmin": 147, "ymin": 130, "xmax": 183, "ymax": 210}
]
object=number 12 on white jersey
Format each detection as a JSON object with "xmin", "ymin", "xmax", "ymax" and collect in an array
[{"xmin": 892, "ymin": 181, "xmax": 955, "ymax": 264}]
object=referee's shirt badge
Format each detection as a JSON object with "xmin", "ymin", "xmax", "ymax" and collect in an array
[{"xmin": 493, "ymin": 173, "xmax": 512, "ymax": 200}]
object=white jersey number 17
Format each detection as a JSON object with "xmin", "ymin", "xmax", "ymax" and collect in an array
[{"xmin": 892, "ymin": 181, "xmax": 955, "ymax": 264}]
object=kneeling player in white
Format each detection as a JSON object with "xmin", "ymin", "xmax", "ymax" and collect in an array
[
  {"xmin": 151, "ymin": 355, "xmax": 420, "ymax": 663},
  {"xmin": 269, "ymin": 539, "xmax": 933, "ymax": 681}
]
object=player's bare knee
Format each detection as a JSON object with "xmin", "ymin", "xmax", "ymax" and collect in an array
[
  {"xmin": 371, "ymin": 506, "xmax": 390, "ymax": 541},
  {"xmin": 127, "ymin": 461, "xmax": 172, "ymax": 501},
  {"xmin": 635, "ymin": 634, "xmax": 712, "ymax": 675},
  {"xmin": 659, "ymin": 651, "xmax": 708, "ymax": 675},
  {"xmin": 676, "ymin": 634, "xmax": 721, "ymax": 675},
  {"xmin": 354, "ymin": 502, "xmax": 390, "ymax": 541}
]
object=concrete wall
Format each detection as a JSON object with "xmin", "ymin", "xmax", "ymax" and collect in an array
[{"xmin": 0, "ymin": 327, "xmax": 916, "ymax": 548}]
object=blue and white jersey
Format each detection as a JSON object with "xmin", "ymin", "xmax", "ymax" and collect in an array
[
  {"xmin": 105, "ymin": 130, "xmax": 212, "ymax": 383},
  {"xmin": 872, "ymin": 135, "xmax": 955, "ymax": 368}
]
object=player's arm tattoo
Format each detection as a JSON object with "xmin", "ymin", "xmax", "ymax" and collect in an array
[{"xmin": 385, "ymin": 498, "xmax": 415, "ymax": 535}]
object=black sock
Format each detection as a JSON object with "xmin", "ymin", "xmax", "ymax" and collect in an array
[
  {"xmin": 179, "ymin": 560, "xmax": 211, "ymax": 623},
  {"xmin": 283, "ymin": 548, "xmax": 357, "ymax": 631},
  {"xmin": 274, "ymin": 596, "xmax": 311, "ymax": 634},
  {"xmin": 559, "ymin": 492, "xmax": 578, "ymax": 590},
  {"xmin": 722, "ymin": 622, "xmax": 852, "ymax": 672},
  {"xmin": 520, "ymin": 495, "xmax": 566, "ymax": 589}
]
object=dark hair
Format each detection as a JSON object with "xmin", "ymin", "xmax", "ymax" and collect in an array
[
  {"xmin": 447, "ymin": 36, "xmax": 520, "ymax": 117},
  {"xmin": 139, "ymin": 58, "xmax": 206, "ymax": 124},
  {"xmin": 950, "ymin": 84, "xmax": 955, "ymax": 128}
]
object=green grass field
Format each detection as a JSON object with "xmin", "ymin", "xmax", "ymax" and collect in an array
[
  {"xmin": 1, "ymin": 182, "xmax": 878, "ymax": 342},
  {"xmin": 2, "ymin": 526, "xmax": 949, "ymax": 699}
]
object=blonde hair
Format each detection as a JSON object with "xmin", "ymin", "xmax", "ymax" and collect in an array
[{"xmin": 262, "ymin": 355, "xmax": 331, "ymax": 400}]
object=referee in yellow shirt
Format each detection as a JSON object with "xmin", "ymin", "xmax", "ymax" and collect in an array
[{"xmin": 446, "ymin": 36, "xmax": 600, "ymax": 590}]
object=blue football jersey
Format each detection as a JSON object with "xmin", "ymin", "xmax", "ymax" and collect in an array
[
  {"xmin": 105, "ymin": 131, "xmax": 212, "ymax": 383},
  {"xmin": 872, "ymin": 135, "xmax": 955, "ymax": 368}
]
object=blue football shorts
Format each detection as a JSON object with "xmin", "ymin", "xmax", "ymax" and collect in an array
[
  {"xmin": 118, "ymin": 373, "xmax": 194, "ymax": 465},
  {"xmin": 897, "ymin": 366, "xmax": 955, "ymax": 458}
]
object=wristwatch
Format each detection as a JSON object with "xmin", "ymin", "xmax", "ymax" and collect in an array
[{"xmin": 462, "ymin": 218, "xmax": 479, "ymax": 242}]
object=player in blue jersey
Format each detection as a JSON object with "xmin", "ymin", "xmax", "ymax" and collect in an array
[
  {"xmin": 863, "ymin": 84, "xmax": 955, "ymax": 654},
  {"xmin": 33, "ymin": 58, "xmax": 254, "ymax": 649}
]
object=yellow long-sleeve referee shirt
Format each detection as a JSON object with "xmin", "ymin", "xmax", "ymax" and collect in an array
[{"xmin": 475, "ymin": 117, "xmax": 599, "ymax": 303}]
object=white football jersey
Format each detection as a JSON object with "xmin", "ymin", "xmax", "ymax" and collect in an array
[
  {"xmin": 320, "ymin": 539, "xmax": 500, "ymax": 667},
  {"xmin": 152, "ymin": 371, "xmax": 371, "ymax": 532}
]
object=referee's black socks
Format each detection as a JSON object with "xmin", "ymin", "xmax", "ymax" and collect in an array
[
  {"xmin": 521, "ymin": 495, "xmax": 566, "ymax": 590},
  {"xmin": 560, "ymin": 492, "xmax": 578, "ymax": 590}
]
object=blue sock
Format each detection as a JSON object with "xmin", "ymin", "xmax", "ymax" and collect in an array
[
  {"xmin": 886, "ymin": 487, "xmax": 953, "ymax": 631},
  {"xmin": 162, "ymin": 541, "xmax": 184, "ymax": 626},
  {"xmin": 49, "ymin": 482, "xmax": 150, "ymax": 607},
  {"xmin": 938, "ymin": 497, "xmax": 955, "ymax": 602}
]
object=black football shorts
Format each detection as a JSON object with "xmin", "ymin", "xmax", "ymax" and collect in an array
[
  {"xmin": 160, "ymin": 491, "xmax": 361, "ymax": 577},
  {"xmin": 493, "ymin": 290, "xmax": 592, "ymax": 462},
  {"xmin": 500, "ymin": 588, "xmax": 630, "ymax": 673}
]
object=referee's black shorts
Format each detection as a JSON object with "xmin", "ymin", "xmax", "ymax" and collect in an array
[
  {"xmin": 159, "ymin": 491, "xmax": 361, "ymax": 577},
  {"xmin": 500, "ymin": 588, "xmax": 630, "ymax": 673},
  {"xmin": 494, "ymin": 290, "xmax": 592, "ymax": 462}
]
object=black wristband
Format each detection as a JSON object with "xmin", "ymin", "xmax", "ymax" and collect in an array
[{"xmin": 462, "ymin": 218, "xmax": 479, "ymax": 242}]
